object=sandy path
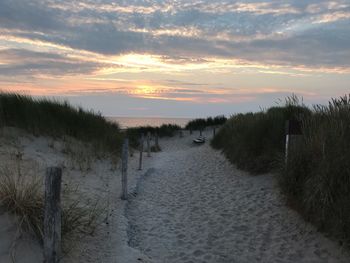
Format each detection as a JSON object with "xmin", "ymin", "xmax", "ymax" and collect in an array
[{"xmin": 126, "ymin": 132, "xmax": 349, "ymax": 263}]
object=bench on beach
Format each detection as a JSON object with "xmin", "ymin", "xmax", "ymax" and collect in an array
[{"xmin": 193, "ymin": 136, "xmax": 205, "ymax": 144}]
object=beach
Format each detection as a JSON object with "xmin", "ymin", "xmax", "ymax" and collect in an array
[{"xmin": 0, "ymin": 128, "xmax": 348, "ymax": 262}]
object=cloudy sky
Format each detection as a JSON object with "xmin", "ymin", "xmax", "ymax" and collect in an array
[{"xmin": 1, "ymin": 0, "xmax": 350, "ymax": 117}]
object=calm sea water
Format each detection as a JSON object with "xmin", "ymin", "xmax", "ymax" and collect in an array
[{"xmin": 107, "ymin": 116, "xmax": 191, "ymax": 128}]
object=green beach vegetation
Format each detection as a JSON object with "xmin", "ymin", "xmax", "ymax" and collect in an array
[
  {"xmin": 0, "ymin": 92, "xmax": 120, "ymax": 248},
  {"xmin": 212, "ymin": 95, "xmax": 350, "ymax": 242},
  {"xmin": 0, "ymin": 92, "xmax": 123, "ymax": 155},
  {"xmin": 185, "ymin": 115, "xmax": 227, "ymax": 131},
  {"xmin": 126, "ymin": 124, "xmax": 181, "ymax": 148}
]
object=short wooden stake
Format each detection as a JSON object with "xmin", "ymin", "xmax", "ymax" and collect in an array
[
  {"xmin": 155, "ymin": 132, "xmax": 159, "ymax": 149},
  {"xmin": 147, "ymin": 132, "xmax": 151, "ymax": 157},
  {"xmin": 285, "ymin": 120, "xmax": 302, "ymax": 165},
  {"xmin": 121, "ymin": 138, "xmax": 128, "ymax": 200},
  {"xmin": 44, "ymin": 167, "xmax": 62, "ymax": 263},
  {"xmin": 138, "ymin": 134, "xmax": 144, "ymax": 170}
]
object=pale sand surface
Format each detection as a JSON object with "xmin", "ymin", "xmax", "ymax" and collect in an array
[
  {"xmin": 0, "ymin": 128, "xmax": 349, "ymax": 262},
  {"xmin": 126, "ymin": 130, "xmax": 350, "ymax": 263}
]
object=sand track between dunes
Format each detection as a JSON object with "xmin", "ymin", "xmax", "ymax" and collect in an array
[{"xmin": 126, "ymin": 132, "xmax": 349, "ymax": 263}]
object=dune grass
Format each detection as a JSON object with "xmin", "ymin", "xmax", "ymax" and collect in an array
[
  {"xmin": 280, "ymin": 95, "xmax": 350, "ymax": 241},
  {"xmin": 0, "ymin": 93, "xmax": 122, "ymax": 155},
  {"xmin": 185, "ymin": 115, "xmax": 227, "ymax": 131},
  {"xmin": 0, "ymin": 160, "xmax": 104, "ymax": 247},
  {"xmin": 212, "ymin": 94, "xmax": 350, "ymax": 242},
  {"xmin": 211, "ymin": 98, "xmax": 311, "ymax": 173},
  {"xmin": 126, "ymin": 124, "xmax": 181, "ymax": 148}
]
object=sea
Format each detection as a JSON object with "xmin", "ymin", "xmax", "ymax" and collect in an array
[{"xmin": 107, "ymin": 116, "xmax": 191, "ymax": 129}]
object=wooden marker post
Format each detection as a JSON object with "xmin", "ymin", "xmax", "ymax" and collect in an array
[
  {"xmin": 138, "ymin": 134, "xmax": 144, "ymax": 170},
  {"xmin": 121, "ymin": 138, "xmax": 128, "ymax": 200},
  {"xmin": 44, "ymin": 167, "xmax": 62, "ymax": 263},
  {"xmin": 155, "ymin": 132, "xmax": 159, "ymax": 149},
  {"xmin": 147, "ymin": 132, "xmax": 151, "ymax": 157},
  {"xmin": 285, "ymin": 120, "xmax": 302, "ymax": 165}
]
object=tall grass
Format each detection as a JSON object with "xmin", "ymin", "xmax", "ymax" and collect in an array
[
  {"xmin": 185, "ymin": 115, "xmax": 227, "ymax": 131},
  {"xmin": 212, "ymin": 94, "xmax": 350, "ymax": 241},
  {"xmin": 0, "ymin": 161, "xmax": 104, "ymax": 247},
  {"xmin": 280, "ymin": 95, "xmax": 350, "ymax": 240},
  {"xmin": 0, "ymin": 93, "xmax": 122, "ymax": 155},
  {"xmin": 212, "ymin": 99, "xmax": 311, "ymax": 173},
  {"xmin": 126, "ymin": 124, "xmax": 181, "ymax": 148}
]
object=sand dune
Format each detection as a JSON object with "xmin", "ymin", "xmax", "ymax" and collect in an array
[{"xmin": 0, "ymin": 128, "xmax": 348, "ymax": 262}]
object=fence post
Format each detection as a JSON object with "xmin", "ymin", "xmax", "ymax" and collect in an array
[
  {"xmin": 121, "ymin": 138, "xmax": 128, "ymax": 200},
  {"xmin": 147, "ymin": 132, "xmax": 151, "ymax": 157},
  {"xmin": 285, "ymin": 120, "xmax": 302, "ymax": 165},
  {"xmin": 155, "ymin": 132, "xmax": 159, "ymax": 149},
  {"xmin": 44, "ymin": 167, "xmax": 62, "ymax": 263},
  {"xmin": 138, "ymin": 134, "xmax": 144, "ymax": 170}
]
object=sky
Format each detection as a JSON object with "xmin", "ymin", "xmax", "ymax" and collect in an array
[{"xmin": 0, "ymin": 0, "xmax": 350, "ymax": 118}]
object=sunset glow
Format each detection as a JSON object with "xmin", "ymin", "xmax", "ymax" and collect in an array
[{"xmin": 1, "ymin": 0, "xmax": 350, "ymax": 117}]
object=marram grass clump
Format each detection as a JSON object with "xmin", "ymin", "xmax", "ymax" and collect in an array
[
  {"xmin": 0, "ymin": 161, "xmax": 104, "ymax": 245},
  {"xmin": 280, "ymin": 95, "xmax": 350, "ymax": 241},
  {"xmin": 211, "ymin": 97, "xmax": 311, "ymax": 173},
  {"xmin": 0, "ymin": 92, "xmax": 122, "ymax": 155}
]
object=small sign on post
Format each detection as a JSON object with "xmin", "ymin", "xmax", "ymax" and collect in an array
[
  {"xmin": 138, "ymin": 134, "xmax": 144, "ymax": 170},
  {"xmin": 147, "ymin": 132, "xmax": 151, "ymax": 157},
  {"xmin": 121, "ymin": 138, "xmax": 128, "ymax": 200},
  {"xmin": 44, "ymin": 167, "xmax": 62, "ymax": 263}
]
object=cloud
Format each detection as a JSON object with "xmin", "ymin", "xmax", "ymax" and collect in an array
[
  {"xmin": 0, "ymin": 48, "xmax": 103, "ymax": 76},
  {"xmin": 0, "ymin": 0, "xmax": 350, "ymax": 94}
]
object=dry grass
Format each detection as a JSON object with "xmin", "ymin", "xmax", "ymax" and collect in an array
[{"xmin": 0, "ymin": 159, "xmax": 105, "ymax": 248}]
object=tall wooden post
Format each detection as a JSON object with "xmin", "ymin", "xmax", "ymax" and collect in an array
[
  {"xmin": 138, "ymin": 134, "xmax": 144, "ymax": 170},
  {"xmin": 285, "ymin": 120, "xmax": 302, "ymax": 165},
  {"xmin": 44, "ymin": 167, "xmax": 62, "ymax": 263},
  {"xmin": 147, "ymin": 132, "xmax": 151, "ymax": 157},
  {"xmin": 121, "ymin": 138, "xmax": 128, "ymax": 200},
  {"xmin": 155, "ymin": 132, "xmax": 159, "ymax": 149}
]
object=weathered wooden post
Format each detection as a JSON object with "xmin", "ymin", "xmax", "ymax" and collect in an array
[
  {"xmin": 213, "ymin": 127, "xmax": 216, "ymax": 136},
  {"xmin": 155, "ymin": 132, "xmax": 159, "ymax": 149},
  {"xmin": 44, "ymin": 167, "xmax": 62, "ymax": 263},
  {"xmin": 199, "ymin": 129, "xmax": 202, "ymax": 136},
  {"xmin": 285, "ymin": 120, "xmax": 302, "ymax": 165},
  {"xmin": 138, "ymin": 134, "xmax": 144, "ymax": 170},
  {"xmin": 147, "ymin": 131, "xmax": 151, "ymax": 157},
  {"xmin": 179, "ymin": 130, "xmax": 183, "ymax": 138},
  {"xmin": 121, "ymin": 138, "xmax": 128, "ymax": 200}
]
